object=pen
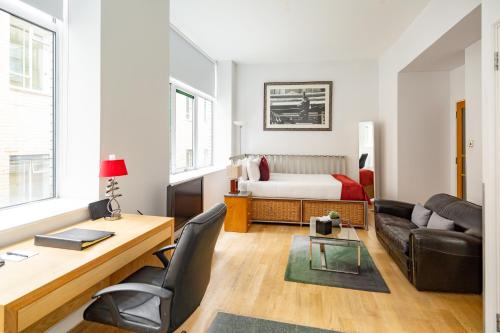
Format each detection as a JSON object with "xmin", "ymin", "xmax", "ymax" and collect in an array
[{"xmin": 6, "ymin": 251, "xmax": 29, "ymax": 258}]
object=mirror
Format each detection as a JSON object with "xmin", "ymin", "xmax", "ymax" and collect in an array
[{"xmin": 358, "ymin": 121, "xmax": 375, "ymax": 200}]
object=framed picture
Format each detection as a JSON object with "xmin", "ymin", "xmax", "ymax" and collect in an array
[{"xmin": 263, "ymin": 81, "xmax": 333, "ymax": 131}]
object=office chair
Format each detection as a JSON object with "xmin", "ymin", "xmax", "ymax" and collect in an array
[
  {"xmin": 83, "ymin": 203, "xmax": 227, "ymax": 333},
  {"xmin": 359, "ymin": 153, "xmax": 368, "ymax": 169}
]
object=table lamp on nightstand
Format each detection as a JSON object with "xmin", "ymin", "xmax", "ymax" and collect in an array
[
  {"xmin": 227, "ymin": 164, "xmax": 242, "ymax": 194},
  {"xmin": 99, "ymin": 154, "xmax": 128, "ymax": 221}
]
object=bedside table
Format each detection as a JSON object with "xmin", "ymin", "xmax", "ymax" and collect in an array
[{"xmin": 224, "ymin": 191, "xmax": 251, "ymax": 232}]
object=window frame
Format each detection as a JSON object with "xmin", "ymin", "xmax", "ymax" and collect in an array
[
  {"xmin": 0, "ymin": 1, "xmax": 60, "ymax": 210},
  {"xmin": 170, "ymin": 80, "xmax": 215, "ymax": 175}
]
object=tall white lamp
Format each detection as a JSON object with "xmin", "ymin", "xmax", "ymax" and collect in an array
[{"xmin": 233, "ymin": 120, "xmax": 246, "ymax": 155}]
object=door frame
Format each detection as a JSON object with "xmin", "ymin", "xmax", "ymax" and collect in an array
[{"xmin": 456, "ymin": 100, "xmax": 466, "ymax": 199}]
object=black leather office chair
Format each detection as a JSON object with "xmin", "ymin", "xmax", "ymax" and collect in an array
[
  {"xmin": 359, "ymin": 153, "xmax": 368, "ymax": 169},
  {"xmin": 83, "ymin": 203, "xmax": 227, "ymax": 333}
]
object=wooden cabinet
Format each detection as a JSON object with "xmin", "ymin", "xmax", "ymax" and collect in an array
[{"xmin": 224, "ymin": 191, "xmax": 251, "ymax": 233}]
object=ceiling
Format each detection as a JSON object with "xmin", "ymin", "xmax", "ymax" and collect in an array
[
  {"xmin": 170, "ymin": 0, "xmax": 431, "ymax": 64},
  {"xmin": 402, "ymin": 6, "xmax": 481, "ymax": 72}
]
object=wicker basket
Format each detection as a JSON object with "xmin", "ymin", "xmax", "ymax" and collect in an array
[
  {"xmin": 302, "ymin": 200, "xmax": 366, "ymax": 228},
  {"xmin": 251, "ymin": 198, "xmax": 301, "ymax": 222},
  {"xmin": 249, "ymin": 197, "xmax": 367, "ymax": 228}
]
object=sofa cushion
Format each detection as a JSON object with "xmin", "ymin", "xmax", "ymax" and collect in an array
[
  {"xmin": 411, "ymin": 203, "xmax": 432, "ymax": 227},
  {"xmin": 375, "ymin": 213, "xmax": 418, "ymax": 255},
  {"xmin": 376, "ymin": 213, "xmax": 418, "ymax": 229},
  {"xmin": 382, "ymin": 224, "xmax": 414, "ymax": 254},
  {"xmin": 425, "ymin": 193, "xmax": 482, "ymax": 234}
]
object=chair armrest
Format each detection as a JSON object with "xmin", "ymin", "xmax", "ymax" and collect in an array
[
  {"xmin": 410, "ymin": 229, "xmax": 482, "ymax": 293},
  {"xmin": 410, "ymin": 229, "xmax": 481, "ymax": 256},
  {"xmin": 93, "ymin": 283, "xmax": 173, "ymax": 299},
  {"xmin": 92, "ymin": 283, "xmax": 173, "ymax": 327},
  {"xmin": 374, "ymin": 199, "xmax": 414, "ymax": 220},
  {"xmin": 153, "ymin": 244, "xmax": 177, "ymax": 268}
]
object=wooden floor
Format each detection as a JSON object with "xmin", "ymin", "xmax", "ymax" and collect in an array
[{"xmin": 72, "ymin": 214, "xmax": 483, "ymax": 333}]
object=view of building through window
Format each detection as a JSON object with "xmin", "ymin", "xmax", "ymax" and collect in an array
[
  {"xmin": 171, "ymin": 85, "xmax": 214, "ymax": 174},
  {"xmin": 0, "ymin": 10, "xmax": 55, "ymax": 208}
]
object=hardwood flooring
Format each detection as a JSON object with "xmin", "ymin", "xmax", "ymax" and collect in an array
[{"xmin": 71, "ymin": 214, "xmax": 483, "ymax": 333}]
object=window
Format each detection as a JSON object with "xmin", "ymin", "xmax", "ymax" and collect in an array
[
  {"xmin": 9, "ymin": 16, "xmax": 53, "ymax": 92},
  {"xmin": 170, "ymin": 83, "xmax": 214, "ymax": 174},
  {"xmin": 0, "ymin": 9, "xmax": 56, "ymax": 209}
]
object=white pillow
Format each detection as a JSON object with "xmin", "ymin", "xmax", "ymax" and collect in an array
[
  {"xmin": 238, "ymin": 158, "xmax": 248, "ymax": 180},
  {"xmin": 427, "ymin": 212, "xmax": 454, "ymax": 230},
  {"xmin": 247, "ymin": 158, "xmax": 261, "ymax": 181}
]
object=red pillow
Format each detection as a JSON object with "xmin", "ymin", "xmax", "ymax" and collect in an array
[{"xmin": 259, "ymin": 157, "xmax": 270, "ymax": 181}]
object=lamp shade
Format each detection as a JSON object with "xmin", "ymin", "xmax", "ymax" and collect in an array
[
  {"xmin": 226, "ymin": 164, "xmax": 241, "ymax": 179},
  {"xmin": 99, "ymin": 159, "xmax": 128, "ymax": 177}
]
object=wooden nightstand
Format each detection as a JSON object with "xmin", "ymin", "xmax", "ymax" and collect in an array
[{"xmin": 224, "ymin": 191, "xmax": 251, "ymax": 233}]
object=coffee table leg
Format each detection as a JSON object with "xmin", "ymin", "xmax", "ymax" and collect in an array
[
  {"xmin": 320, "ymin": 243, "xmax": 327, "ymax": 270},
  {"xmin": 357, "ymin": 243, "xmax": 361, "ymax": 273}
]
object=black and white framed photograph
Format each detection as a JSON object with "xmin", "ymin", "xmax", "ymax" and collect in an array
[{"xmin": 263, "ymin": 81, "xmax": 333, "ymax": 131}]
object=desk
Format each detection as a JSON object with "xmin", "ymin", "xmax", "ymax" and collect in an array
[{"xmin": 0, "ymin": 214, "xmax": 173, "ymax": 333}]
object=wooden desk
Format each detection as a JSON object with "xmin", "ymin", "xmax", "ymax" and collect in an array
[{"xmin": 0, "ymin": 214, "xmax": 173, "ymax": 333}]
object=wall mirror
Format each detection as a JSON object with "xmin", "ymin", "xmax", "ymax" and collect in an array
[{"xmin": 358, "ymin": 121, "xmax": 376, "ymax": 200}]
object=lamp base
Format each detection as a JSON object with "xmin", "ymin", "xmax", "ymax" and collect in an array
[
  {"xmin": 230, "ymin": 179, "xmax": 239, "ymax": 194},
  {"xmin": 104, "ymin": 212, "xmax": 122, "ymax": 221}
]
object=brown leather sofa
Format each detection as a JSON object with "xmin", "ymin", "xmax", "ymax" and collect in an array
[{"xmin": 375, "ymin": 193, "xmax": 482, "ymax": 293}]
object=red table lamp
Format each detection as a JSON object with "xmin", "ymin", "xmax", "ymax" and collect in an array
[{"xmin": 99, "ymin": 155, "xmax": 128, "ymax": 220}]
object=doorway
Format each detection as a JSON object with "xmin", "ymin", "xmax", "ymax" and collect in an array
[{"xmin": 456, "ymin": 100, "xmax": 466, "ymax": 199}]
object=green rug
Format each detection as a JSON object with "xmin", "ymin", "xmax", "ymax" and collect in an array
[
  {"xmin": 285, "ymin": 235, "xmax": 390, "ymax": 293},
  {"xmin": 208, "ymin": 312, "xmax": 341, "ymax": 333}
]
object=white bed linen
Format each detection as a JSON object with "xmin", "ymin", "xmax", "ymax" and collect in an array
[{"xmin": 239, "ymin": 173, "xmax": 342, "ymax": 200}]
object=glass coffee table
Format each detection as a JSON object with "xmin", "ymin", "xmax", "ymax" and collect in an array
[{"xmin": 309, "ymin": 217, "xmax": 361, "ymax": 274}]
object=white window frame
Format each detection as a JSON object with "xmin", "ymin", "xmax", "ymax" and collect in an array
[
  {"xmin": 0, "ymin": 0, "xmax": 62, "ymax": 209},
  {"xmin": 170, "ymin": 79, "xmax": 215, "ymax": 175}
]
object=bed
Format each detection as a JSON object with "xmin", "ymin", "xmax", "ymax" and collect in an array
[{"xmin": 230, "ymin": 154, "xmax": 368, "ymax": 229}]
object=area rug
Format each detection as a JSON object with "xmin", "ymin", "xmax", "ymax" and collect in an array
[
  {"xmin": 207, "ymin": 312, "xmax": 341, "ymax": 333},
  {"xmin": 284, "ymin": 235, "xmax": 390, "ymax": 293}
]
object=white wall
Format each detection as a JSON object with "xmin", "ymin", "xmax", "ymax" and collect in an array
[
  {"xmin": 236, "ymin": 60, "xmax": 378, "ymax": 180},
  {"xmin": 100, "ymin": 0, "xmax": 170, "ymax": 216},
  {"xmin": 203, "ymin": 169, "xmax": 227, "ymax": 210},
  {"xmin": 448, "ymin": 65, "xmax": 465, "ymax": 196},
  {"xmin": 170, "ymin": 27, "xmax": 215, "ymax": 97},
  {"xmin": 215, "ymin": 60, "xmax": 235, "ymax": 164},
  {"xmin": 481, "ymin": 1, "xmax": 500, "ymax": 330},
  {"xmin": 397, "ymin": 72, "xmax": 450, "ymax": 203},
  {"xmin": 464, "ymin": 40, "xmax": 482, "ymax": 204},
  {"xmin": 62, "ymin": 0, "xmax": 101, "ymax": 202},
  {"xmin": 378, "ymin": 0, "xmax": 480, "ymax": 199}
]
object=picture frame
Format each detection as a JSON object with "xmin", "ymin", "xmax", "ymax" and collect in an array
[{"xmin": 263, "ymin": 81, "xmax": 333, "ymax": 131}]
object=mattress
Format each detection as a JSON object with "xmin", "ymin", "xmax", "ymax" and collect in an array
[{"xmin": 239, "ymin": 173, "xmax": 342, "ymax": 200}]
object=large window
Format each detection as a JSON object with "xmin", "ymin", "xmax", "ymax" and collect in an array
[
  {"xmin": 0, "ymin": 10, "xmax": 56, "ymax": 208},
  {"xmin": 170, "ymin": 83, "xmax": 214, "ymax": 174}
]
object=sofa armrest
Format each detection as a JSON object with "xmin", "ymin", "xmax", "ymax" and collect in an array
[
  {"xmin": 409, "ymin": 229, "xmax": 482, "ymax": 293},
  {"xmin": 410, "ymin": 229, "xmax": 482, "ymax": 256},
  {"xmin": 374, "ymin": 199, "xmax": 415, "ymax": 220}
]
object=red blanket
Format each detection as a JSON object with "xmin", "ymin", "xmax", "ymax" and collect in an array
[
  {"xmin": 332, "ymin": 174, "xmax": 370, "ymax": 202},
  {"xmin": 359, "ymin": 168, "xmax": 374, "ymax": 186}
]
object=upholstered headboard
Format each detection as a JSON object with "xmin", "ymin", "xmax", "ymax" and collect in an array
[{"xmin": 229, "ymin": 154, "xmax": 346, "ymax": 175}]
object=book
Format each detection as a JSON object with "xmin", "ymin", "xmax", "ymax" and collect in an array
[{"xmin": 34, "ymin": 228, "xmax": 115, "ymax": 251}]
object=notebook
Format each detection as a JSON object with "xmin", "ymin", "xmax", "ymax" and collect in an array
[{"xmin": 35, "ymin": 228, "xmax": 115, "ymax": 251}]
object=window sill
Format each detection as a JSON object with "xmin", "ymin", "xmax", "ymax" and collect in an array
[
  {"xmin": 170, "ymin": 165, "xmax": 226, "ymax": 185},
  {"xmin": 0, "ymin": 198, "xmax": 91, "ymax": 247}
]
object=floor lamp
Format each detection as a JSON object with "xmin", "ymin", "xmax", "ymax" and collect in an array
[{"xmin": 233, "ymin": 120, "xmax": 245, "ymax": 155}]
